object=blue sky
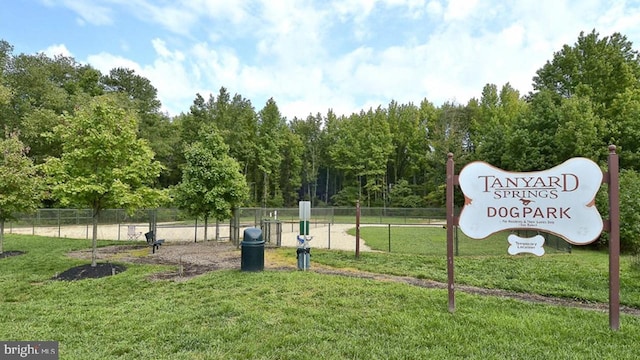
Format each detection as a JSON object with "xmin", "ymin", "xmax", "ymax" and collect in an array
[{"xmin": 2, "ymin": 0, "xmax": 640, "ymax": 119}]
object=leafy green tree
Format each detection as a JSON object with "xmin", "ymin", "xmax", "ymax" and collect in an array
[
  {"xmin": 423, "ymin": 101, "xmax": 473, "ymax": 200},
  {"xmin": 532, "ymin": 30, "xmax": 640, "ymax": 113},
  {"xmin": 597, "ymin": 169, "xmax": 640, "ymax": 253},
  {"xmin": 328, "ymin": 107, "xmax": 393, "ymax": 206},
  {"xmin": 389, "ymin": 179, "xmax": 423, "ymax": 208},
  {"xmin": 502, "ymin": 90, "xmax": 559, "ymax": 171},
  {"xmin": 0, "ymin": 132, "xmax": 41, "ymax": 254},
  {"xmin": 279, "ymin": 129, "xmax": 303, "ymax": 206},
  {"xmin": 1, "ymin": 48, "xmax": 104, "ymax": 161},
  {"xmin": 290, "ymin": 113, "xmax": 323, "ymax": 204},
  {"xmin": 554, "ymin": 94, "xmax": 605, "ymax": 161},
  {"xmin": 102, "ymin": 67, "xmax": 178, "ymax": 187},
  {"xmin": 530, "ymin": 29, "xmax": 640, "ymax": 168},
  {"xmin": 256, "ymin": 98, "xmax": 285, "ymax": 207},
  {"xmin": 173, "ymin": 131, "xmax": 249, "ymax": 240},
  {"xmin": 471, "ymin": 83, "xmax": 527, "ymax": 168},
  {"xmin": 618, "ymin": 170, "xmax": 640, "ymax": 253},
  {"xmin": 608, "ymin": 88, "xmax": 640, "ymax": 170},
  {"xmin": 43, "ymin": 95, "xmax": 165, "ymax": 266},
  {"xmin": 386, "ymin": 101, "xmax": 427, "ymax": 186}
]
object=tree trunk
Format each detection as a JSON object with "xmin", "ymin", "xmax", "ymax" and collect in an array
[
  {"xmin": 263, "ymin": 172, "xmax": 268, "ymax": 208},
  {"xmin": 0, "ymin": 219, "xmax": 4, "ymax": 254},
  {"xmin": 325, "ymin": 168, "xmax": 329, "ymax": 203},
  {"xmin": 204, "ymin": 215, "xmax": 209, "ymax": 241},
  {"xmin": 92, "ymin": 209, "xmax": 99, "ymax": 267}
]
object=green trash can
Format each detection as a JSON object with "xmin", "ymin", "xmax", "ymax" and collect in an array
[{"xmin": 241, "ymin": 228, "xmax": 264, "ymax": 271}]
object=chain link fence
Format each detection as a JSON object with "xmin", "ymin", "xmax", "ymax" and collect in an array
[{"xmin": 6, "ymin": 207, "xmax": 570, "ymax": 254}]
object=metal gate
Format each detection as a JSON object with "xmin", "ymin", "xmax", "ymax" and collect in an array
[{"xmin": 260, "ymin": 219, "xmax": 282, "ymax": 247}]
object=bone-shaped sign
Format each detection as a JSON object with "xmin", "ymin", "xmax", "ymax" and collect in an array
[
  {"xmin": 458, "ymin": 158, "xmax": 603, "ymax": 245},
  {"xmin": 507, "ymin": 234, "xmax": 545, "ymax": 256}
]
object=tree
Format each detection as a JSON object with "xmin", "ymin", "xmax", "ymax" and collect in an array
[
  {"xmin": 43, "ymin": 95, "xmax": 165, "ymax": 266},
  {"xmin": 0, "ymin": 132, "xmax": 41, "ymax": 254},
  {"xmin": 256, "ymin": 98, "xmax": 285, "ymax": 207},
  {"xmin": 328, "ymin": 107, "xmax": 393, "ymax": 206},
  {"xmin": 386, "ymin": 101, "xmax": 427, "ymax": 187},
  {"xmin": 173, "ymin": 130, "xmax": 249, "ymax": 240},
  {"xmin": 471, "ymin": 83, "xmax": 527, "ymax": 168},
  {"xmin": 1, "ymin": 48, "xmax": 105, "ymax": 162},
  {"xmin": 532, "ymin": 30, "xmax": 640, "ymax": 113},
  {"xmin": 389, "ymin": 179, "xmax": 423, "ymax": 208},
  {"xmin": 290, "ymin": 113, "xmax": 323, "ymax": 204},
  {"xmin": 530, "ymin": 30, "xmax": 640, "ymax": 166},
  {"xmin": 102, "ymin": 67, "xmax": 179, "ymax": 187},
  {"xmin": 279, "ymin": 129, "xmax": 303, "ymax": 206},
  {"xmin": 608, "ymin": 88, "xmax": 640, "ymax": 170}
]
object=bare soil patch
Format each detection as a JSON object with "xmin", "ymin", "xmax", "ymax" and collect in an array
[
  {"xmin": 61, "ymin": 242, "xmax": 640, "ymax": 316},
  {"xmin": 65, "ymin": 241, "xmax": 295, "ymax": 281}
]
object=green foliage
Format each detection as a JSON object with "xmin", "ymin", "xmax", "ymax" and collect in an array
[
  {"xmin": 616, "ymin": 170, "xmax": 640, "ymax": 253},
  {"xmin": 173, "ymin": 130, "xmax": 249, "ymax": 222},
  {"xmin": 0, "ymin": 131, "xmax": 41, "ymax": 219},
  {"xmin": 596, "ymin": 169, "xmax": 640, "ymax": 253},
  {"xmin": 389, "ymin": 179, "xmax": 423, "ymax": 207},
  {"xmin": 4, "ymin": 30, "xmax": 640, "ymax": 211},
  {"xmin": 42, "ymin": 95, "xmax": 165, "ymax": 265},
  {"xmin": 609, "ymin": 88, "xmax": 640, "ymax": 170},
  {"xmin": 533, "ymin": 30, "xmax": 640, "ymax": 112},
  {"xmin": 0, "ymin": 132, "xmax": 42, "ymax": 252},
  {"xmin": 331, "ymin": 186, "xmax": 360, "ymax": 206},
  {"xmin": 278, "ymin": 129, "xmax": 303, "ymax": 206},
  {"xmin": 43, "ymin": 95, "xmax": 165, "ymax": 213},
  {"xmin": 290, "ymin": 113, "xmax": 323, "ymax": 204},
  {"xmin": 328, "ymin": 107, "xmax": 394, "ymax": 205}
]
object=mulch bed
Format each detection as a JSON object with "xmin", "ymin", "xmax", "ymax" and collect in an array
[
  {"xmin": 52, "ymin": 263, "xmax": 127, "ymax": 281},
  {"xmin": 0, "ymin": 250, "xmax": 25, "ymax": 259}
]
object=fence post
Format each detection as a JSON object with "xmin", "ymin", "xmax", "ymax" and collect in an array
[
  {"xmin": 388, "ymin": 224, "xmax": 391, "ymax": 252},
  {"xmin": 328, "ymin": 223, "xmax": 331, "ymax": 249},
  {"xmin": 355, "ymin": 201, "xmax": 361, "ymax": 258}
]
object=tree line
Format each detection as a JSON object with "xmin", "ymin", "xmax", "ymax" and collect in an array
[{"xmin": 2, "ymin": 29, "xmax": 640, "ymax": 251}]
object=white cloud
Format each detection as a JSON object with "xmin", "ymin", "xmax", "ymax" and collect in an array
[
  {"xmin": 426, "ymin": 0, "xmax": 443, "ymax": 17},
  {"xmin": 443, "ymin": 0, "xmax": 479, "ymax": 21},
  {"xmin": 85, "ymin": 52, "xmax": 142, "ymax": 74},
  {"xmin": 48, "ymin": 0, "xmax": 114, "ymax": 25},
  {"xmin": 42, "ymin": 44, "xmax": 73, "ymax": 58},
  {"xmin": 51, "ymin": 0, "xmax": 640, "ymax": 120}
]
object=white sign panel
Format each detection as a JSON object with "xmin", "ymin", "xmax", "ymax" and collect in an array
[
  {"xmin": 507, "ymin": 234, "xmax": 545, "ymax": 256},
  {"xmin": 458, "ymin": 158, "xmax": 603, "ymax": 245}
]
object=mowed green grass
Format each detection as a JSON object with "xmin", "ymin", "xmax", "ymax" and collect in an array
[
  {"xmin": 1, "ymin": 235, "xmax": 640, "ymax": 359},
  {"xmin": 350, "ymin": 226, "xmax": 569, "ymax": 255}
]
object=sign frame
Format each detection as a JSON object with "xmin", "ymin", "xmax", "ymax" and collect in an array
[{"xmin": 445, "ymin": 146, "xmax": 620, "ymax": 330}]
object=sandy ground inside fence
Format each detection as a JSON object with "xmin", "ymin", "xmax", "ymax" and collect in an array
[{"xmin": 8, "ymin": 222, "xmax": 371, "ymax": 252}]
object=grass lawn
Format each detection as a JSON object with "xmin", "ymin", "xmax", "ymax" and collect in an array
[
  {"xmin": 350, "ymin": 226, "xmax": 570, "ymax": 255},
  {"xmin": 1, "ymin": 234, "xmax": 640, "ymax": 359}
]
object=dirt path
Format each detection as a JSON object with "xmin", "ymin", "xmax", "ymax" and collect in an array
[{"xmin": 10, "ymin": 222, "xmax": 370, "ymax": 251}]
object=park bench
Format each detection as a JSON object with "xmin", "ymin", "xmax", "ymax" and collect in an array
[{"xmin": 145, "ymin": 231, "xmax": 165, "ymax": 254}]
